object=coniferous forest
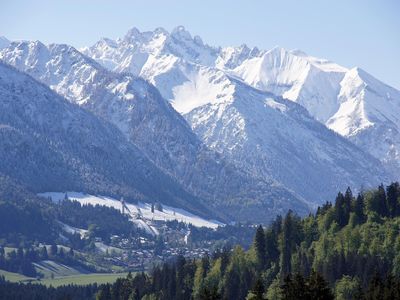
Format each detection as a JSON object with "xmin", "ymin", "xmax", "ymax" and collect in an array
[{"xmin": 2, "ymin": 183, "xmax": 400, "ymax": 299}]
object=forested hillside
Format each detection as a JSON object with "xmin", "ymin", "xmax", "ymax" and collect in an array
[
  {"xmin": 93, "ymin": 182, "xmax": 400, "ymax": 299},
  {"xmin": 2, "ymin": 182, "xmax": 400, "ymax": 299},
  {"xmin": 0, "ymin": 184, "xmax": 142, "ymax": 278}
]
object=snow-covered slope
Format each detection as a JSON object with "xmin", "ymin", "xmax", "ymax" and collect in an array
[
  {"xmin": 230, "ymin": 47, "xmax": 347, "ymax": 123},
  {"xmin": 185, "ymin": 78, "xmax": 389, "ymax": 203},
  {"xmin": 223, "ymin": 47, "xmax": 400, "ymax": 176},
  {"xmin": 0, "ymin": 40, "xmax": 312, "ymax": 222},
  {"xmin": 326, "ymin": 68, "xmax": 400, "ymax": 174},
  {"xmin": 0, "ymin": 40, "xmax": 204, "ymax": 174},
  {"xmin": 82, "ymin": 27, "xmax": 400, "ymax": 180},
  {"xmin": 80, "ymin": 26, "xmax": 221, "ymax": 104},
  {"xmin": 81, "ymin": 26, "xmax": 393, "ymax": 203},
  {"xmin": 40, "ymin": 192, "xmax": 223, "ymax": 230}
]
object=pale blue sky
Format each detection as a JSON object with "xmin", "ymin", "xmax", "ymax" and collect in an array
[{"xmin": 1, "ymin": 0, "xmax": 399, "ymax": 89}]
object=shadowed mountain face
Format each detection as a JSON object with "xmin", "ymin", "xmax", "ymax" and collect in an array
[{"xmin": 0, "ymin": 62, "xmax": 214, "ymax": 219}]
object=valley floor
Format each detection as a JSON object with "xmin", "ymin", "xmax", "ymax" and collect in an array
[{"xmin": 0, "ymin": 269, "xmax": 129, "ymax": 287}]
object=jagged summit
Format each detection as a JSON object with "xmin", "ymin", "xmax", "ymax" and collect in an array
[
  {"xmin": 124, "ymin": 27, "xmax": 142, "ymax": 39},
  {"xmin": 79, "ymin": 25, "xmax": 399, "ymax": 182},
  {"xmin": 171, "ymin": 25, "xmax": 192, "ymax": 40}
]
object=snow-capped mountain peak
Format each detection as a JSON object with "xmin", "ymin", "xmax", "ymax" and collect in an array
[
  {"xmin": 79, "ymin": 26, "xmax": 399, "ymax": 185},
  {"xmin": 329, "ymin": 66, "xmax": 400, "ymax": 135},
  {"xmin": 171, "ymin": 25, "xmax": 192, "ymax": 41},
  {"xmin": 216, "ymin": 44, "xmax": 260, "ymax": 69},
  {"xmin": 124, "ymin": 27, "xmax": 143, "ymax": 41}
]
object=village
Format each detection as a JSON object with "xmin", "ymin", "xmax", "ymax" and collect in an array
[{"xmin": 95, "ymin": 219, "xmax": 215, "ymax": 271}]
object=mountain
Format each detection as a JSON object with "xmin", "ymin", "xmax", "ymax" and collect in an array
[
  {"xmin": 81, "ymin": 26, "xmax": 392, "ymax": 203},
  {"xmin": 327, "ymin": 67, "xmax": 400, "ymax": 175},
  {"xmin": 184, "ymin": 77, "xmax": 388, "ymax": 203},
  {"xmin": 222, "ymin": 46, "xmax": 400, "ymax": 176},
  {"xmin": 0, "ymin": 41, "xmax": 311, "ymax": 222},
  {"xmin": 0, "ymin": 61, "xmax": 213, "ymax": 218},
  {"xmin": 228, "ymin": 47, "xmax": 347, "ymax": 122},
  {"xmin": 0, "ymin": 37, "xmax": 10, "ymax": 50},
  {"xmin": 81, "ymin": 27, "xmax": 400, "ymax": 178}
]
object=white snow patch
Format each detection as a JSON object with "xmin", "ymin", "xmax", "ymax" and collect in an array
[
  {"xmin": 265, "ymin": 98, "xmax": 287, "ymax": 112},
  {"xmin": 58, "ymin": 221, "xmax": 88, "ymax": 239},
  {"xmin": 94, "ymin": 242, "xmax": 123, "ymax": 254},
  {"xmin": 38, "ymin": 192, "xmax": 223, "ymax": 231}
]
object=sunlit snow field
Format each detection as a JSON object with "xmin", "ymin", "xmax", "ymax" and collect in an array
[{"xmin": 39, "ymin": 192, "xmax": 223, "ymax": 234}]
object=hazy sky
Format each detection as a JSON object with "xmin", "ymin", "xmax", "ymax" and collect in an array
[{"xmin": 1, "ymin": 0, "xmax": 399, "ymax": 89}]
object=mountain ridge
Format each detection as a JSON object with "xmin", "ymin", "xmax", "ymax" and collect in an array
[
  {"xmin": 81, "ymin": 26, "xmax": 399, "ymax": 178},
  {"xmin": 0, "ymin": 61, "xmax": 216, "ymax": 219},
  {"xmin": 0, "ymin": 41, "xmax": 312, "ymax": 222},
  {"xmin": 78, "ymin": 26, "xmax": 395, "ymax": 202}
]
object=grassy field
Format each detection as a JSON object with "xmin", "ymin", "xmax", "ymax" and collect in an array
[
  {"xmin": 0, "ymin": 269, "xmax": 35, "ymax": 283},
  {"xmin": 1, "ymin": 259, "xmax": 130, "ymax": 287},
  {"xmin": 33, "ymin": 260, "xmax": 89, "ymax": 278},
  {"xmin": 37, "ymin": 272, "xmax": 129, "ymax": 287},
  {"xmin": 0, "ymin": 269, "xmax": 129, "ymax": 287}
]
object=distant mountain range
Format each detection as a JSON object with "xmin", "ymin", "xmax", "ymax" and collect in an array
[{"xmin": 0, "ymin": 26, "xmax": 398, "ymax": 222}]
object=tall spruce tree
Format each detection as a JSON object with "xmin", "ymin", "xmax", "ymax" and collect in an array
[
  {"xmin": 307, "ymin": 270, "xmax": 334, "ymax": 300},
  {"xmin": 354, "ymin": 193, "xmax": 365, "ymax": 224},
  {"xmin": 247, "ymin": 278, "xmax": 265, "ymax": 300},
  {"xmin": 377, "ymin": 184, "xmax": 388, "ymax": 216},
  {"xmin": 265, "ymin": 228, "xmax": 279, "ymax": 265},
  {"xmin": 175, "ymin": 255, "xmax": 186, "ymax": 300},
  {"xmin": 253, "ymin": 225, "xmax": 267, "ymax": 271},
  {"xmin": 281, "ymin": 274, "xmax": 307, "ymax": 300},
  {"xmin": 386, "ymin": 182, "xmax": 399, "ymax": 217},
  {"xmin": 335, "ymin": 192, "xmax": 347, "ymax": 227},
  {"xmin": 280, "ymin": 211, "xmax": 294, "ymax": 281},
  {"xmin": 344, "ymin": 187, "xmax": 353, "ymax": 223}
]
